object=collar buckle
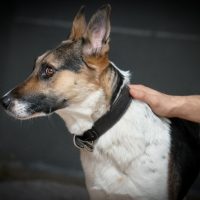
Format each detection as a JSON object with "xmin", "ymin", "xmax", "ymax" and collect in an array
[
  {"xmin": 73, "ymin": 128, "xmax": 98, "ymax": 152},
  {"xmin": 72, "ymin": 86, "xmax": 132, "ymax": 152}
]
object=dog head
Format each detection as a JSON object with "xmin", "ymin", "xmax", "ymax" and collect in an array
[{"xmin": 1, "ymin": 5, "xmax": 112, "ymax": 120}]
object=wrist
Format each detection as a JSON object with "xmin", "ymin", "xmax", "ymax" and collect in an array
[{"xmin": 168, "ymin": 96, "xmax": 186, "ymax": 118}]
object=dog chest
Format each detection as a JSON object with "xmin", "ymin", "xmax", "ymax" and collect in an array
[{"xmin": 81, "ymin": 100, "xmax": 171, "ymax": 200}]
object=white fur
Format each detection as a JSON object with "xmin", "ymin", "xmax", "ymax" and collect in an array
[
  {"xmin": 110, "ymin": 61, "xmax": 130, "ymax": 103},
  {"xmin": 109, "ymin": 61, "xmax": 130, "ymax": 86},
  {"xmin": 11, "ymin": 100, "xmax": 30, "ymax": 118},
  {"xmin": 9, "ymin": 100, "xmax": 45, "ymax": 120},
  {"xmin": 56, "ymin": 89, "xmax": 108, "ymax": 135},
  {"xmin": 81, "ymin": 101, "xmax": 171, "ymax": 200},
  {"xmin": 56, "ymin": 64, "xmax": 171, "ymax": 199}
]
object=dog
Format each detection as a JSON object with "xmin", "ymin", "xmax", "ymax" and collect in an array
[{"xmin": 1, "ymin": 4, "xmax": 200, "ymax": 200}]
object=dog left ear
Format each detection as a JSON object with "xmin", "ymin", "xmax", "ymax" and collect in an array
[
  {"xmin": 69, "ymin": 6, "xmax": 87, "ymax": 41},
  {"xmin": 83, "ymin": 4, "xmax": 111, "ymax": 56}
]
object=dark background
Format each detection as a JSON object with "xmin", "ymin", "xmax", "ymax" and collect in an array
[{"xmin": 0, "ymin": 1, "xmax": 200, "ymax": 199}]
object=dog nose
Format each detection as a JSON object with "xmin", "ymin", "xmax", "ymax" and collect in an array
[{"xmin": 1, "ymin": 94, "xmax": 12, "ymax": 109}]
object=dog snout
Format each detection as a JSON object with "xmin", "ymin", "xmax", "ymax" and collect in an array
[{"xmin": 1, "ymin": 93, "xmax": 12, "ymax": 109}]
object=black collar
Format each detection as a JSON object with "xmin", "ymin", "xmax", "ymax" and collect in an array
[{"xmin": 73, "ymin": 85, "xmax": 132, "ymax": 152}]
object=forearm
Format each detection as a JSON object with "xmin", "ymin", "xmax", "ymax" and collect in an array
[
  {"xmin": 170, "ymin": 95, "xmax": 200, "ymax": 123},
  {"xmin": 129, "ymin": 85, "xmax": 200, "ymax": 123}
]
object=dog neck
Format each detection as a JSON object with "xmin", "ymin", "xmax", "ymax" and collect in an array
[{"xmin": 56, "ymin": 62, "xmax": 130, "ymax": 136}]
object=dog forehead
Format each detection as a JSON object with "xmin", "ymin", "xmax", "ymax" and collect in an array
[
  {"xmin": 35, "ymin": 51, "xmax": 63, "ymax": 69},
  {"xmin": 53, "ymin": 41, "xmax": 83, "ymax": 70},
  {"xmin": 35, "ymin": 40, "xmax": 83, "ymax": 71},
  {"xmin": 55, "ymin": 40, "xmax": 82, "ymax": 57}
]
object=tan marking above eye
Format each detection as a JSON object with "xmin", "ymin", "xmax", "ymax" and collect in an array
[
  {"xmin": 44, "ymin": 54, "xmax": 63, "ymax": 70},
  {"xmin": 35, "ymin": 51, "xmax": 63, "ymax": 71},
  {"xmin": 36, "ymin": 51, "xmax": 50, "ymax": 63}
]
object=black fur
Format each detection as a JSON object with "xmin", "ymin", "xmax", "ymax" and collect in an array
[
  {"xmin": 23, "ymin": 94, "xmax": 68, "ymax": 114},
  {"xmin": 54, "ymin": 41, "xmax": 83, "ymax": 72},
  {"xmin": 170, "ymin": 118, "xmax": 200, "ymax": 199},
  {"xmin": 109, "ymin": 63, "xmax": 124, "ymax": 104},
  {"xmin": 10, "ymin": 88, "xmax": 67, "ymax": 114}
]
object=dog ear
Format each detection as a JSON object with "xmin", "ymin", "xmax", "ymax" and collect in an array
[
  {"xmin": 69, "ymin": 6, "xmax": 87, "ymax": 41},
  {"xmin": 83, "ymin": 4, "xmax": 111, "ymax": 56}
]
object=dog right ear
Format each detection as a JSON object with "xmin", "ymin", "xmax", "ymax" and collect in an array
[
  {"xmin": 83, "ymin": 4, "xmax": 111, "ymax": 56},
  {"xmin": 68, "ymin": 6, "xmax": 87, "ymax": 41}
]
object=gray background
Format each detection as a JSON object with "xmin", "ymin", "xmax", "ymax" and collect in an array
[{"xmin": 0, "ymin": 1, "xmax": 200, "ymax": 199}]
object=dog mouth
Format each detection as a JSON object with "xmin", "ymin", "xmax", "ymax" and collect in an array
[
  {"xmin": 3, "ymin": 100, "xmax": 47, "ymax": 120},
  {"xmin": 6, "ymin": 109, "xmax": 46, "ymax": 120},
  {"xmin": 1, "ymin": 93, "xmax": 68, "ymax": 120}
]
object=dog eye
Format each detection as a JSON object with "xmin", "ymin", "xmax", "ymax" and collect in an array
[
  {"xmin": 45, "ymin": 66, "xmax": 55, "ymax": 77},
  {"xmin": 41, "ymin": 64, "xmax": 56, "ymax": 79}
]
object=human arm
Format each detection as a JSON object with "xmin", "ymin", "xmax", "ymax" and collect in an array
[{"xmin": 129, "ymin": 84, "xmax": 200, "ymax": 123}]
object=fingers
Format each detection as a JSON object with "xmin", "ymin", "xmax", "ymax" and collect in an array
[
  {"xmin": 129, "ymin": 84, "xmax": 159, "ymax": 95},
  {"xmin": 129, "ymin": 87, "xmax": 146, "ymax": 100},
  {"xmin": 129, "ymin": 84, "xmax": 160, "ymax": 109},
  {"xmin": 129, "ymin": 84, "xmax": 180, "ymax": 118}
]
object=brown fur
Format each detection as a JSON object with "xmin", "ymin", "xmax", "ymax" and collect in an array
[
  {"xmin": 1, "ymin": 6, "xmax": 199, "ymax": 200},
  {"xmin": 1, "ymin": 4, "xmax": 113, "ymax": 119},
  {"xmin": 83, "ymin": 54, "xmax": 109, "ymax": 71},
  {"xmin": 69, "ymin": 6, "xmax": 87, "ymax": 41}
]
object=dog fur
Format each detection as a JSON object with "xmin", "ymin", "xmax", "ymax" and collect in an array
[{"xmin": 1, "ymin": 5, "xmax": 200, "ymax": 200}]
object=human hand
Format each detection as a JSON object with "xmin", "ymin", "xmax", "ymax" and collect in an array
[
  {"xmin": 129, "ymin": 84, "xmax": 181, "ymax": 118},
  {"xmin": 129, "ymin": 84, "xmax": 200, "ymax": 123}
]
